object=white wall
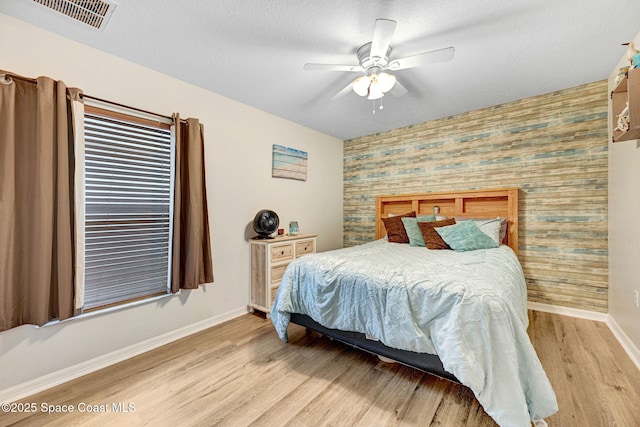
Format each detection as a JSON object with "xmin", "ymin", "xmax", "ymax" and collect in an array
[
  {"xmin": 608, "ymin": 31, "xmax": 640, "ymax": 351},
  {"xmin": 0, "ymin": 14, "xmax": 343, "ymax": 395}
]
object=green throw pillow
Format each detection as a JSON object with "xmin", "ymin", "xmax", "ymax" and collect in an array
[
  {"xmin": 401, "ymin": 215, "xmax": 437, "ymax": 246},
  {"xmin": 435, "ymin": 220, "xmax": 499, "ymax": 251}
]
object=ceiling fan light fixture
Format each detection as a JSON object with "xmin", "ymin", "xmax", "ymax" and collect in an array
[
  {"xmin": 367, "ymin": 84, "xmax": 384, "ymax": 100},
  {"xmin": 353, "ymin": 75, "xmax": 371, "ymax": 97},
  {"xmin": 377, "ymin": 72, "xmax": 397, "ymax": 92},
  {"xmin": 303, "ymin": 18, "xmax": 455, "ymax": 106}
]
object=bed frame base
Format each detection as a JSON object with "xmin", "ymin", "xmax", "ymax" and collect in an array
[{"xmin": 290, "ymin": 313, "xmax": 459, "ymax": 383}]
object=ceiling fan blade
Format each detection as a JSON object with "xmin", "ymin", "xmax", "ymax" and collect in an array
[
  {"xmin": 370, "ymin": 19, "xmax": 397, "ymax": 61},
  {"xmin": 330, "ymin": 82, "xmax": 355, "ymax": 101},
  {"xmin": 304, "ymin": 63, "xmax": 364, "ymax": 72},
  {"xmin": 388, "ymin": 47, "xmax": 455, "ymax": 70},
  {"xmin": 389, "ymin": 79, "xmax": 408, "ymax": 97}
]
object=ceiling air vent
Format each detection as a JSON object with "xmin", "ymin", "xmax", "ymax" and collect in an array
[{"xmin": 33, "ymin": 0, "xmax": 117, "ymax": 30}]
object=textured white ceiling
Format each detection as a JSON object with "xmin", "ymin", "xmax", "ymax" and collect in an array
[{"xmin": 1, "ymin": 0, "xmax": 639, "ymax": 140}]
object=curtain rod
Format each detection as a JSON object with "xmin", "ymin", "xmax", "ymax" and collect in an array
[
  {"xmin": 1, "ymin": 72, "xmax": 184, "ymax": 124},
  {"xmin": 80, "ymin": 94, "xmax": 182, "ymax": 123},
  {"xmin": 0, "ymin": 73, "xmax": 36, "ymax": 85}
]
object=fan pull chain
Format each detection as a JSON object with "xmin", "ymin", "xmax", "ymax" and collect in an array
[{"xmin": 372, "ymin": 99, "xmax": 385, "ymax": 115}]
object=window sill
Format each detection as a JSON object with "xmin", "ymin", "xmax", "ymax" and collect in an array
[{"xmin": 36, "ymin": 291, "xmax": 176, "ymax": 328}]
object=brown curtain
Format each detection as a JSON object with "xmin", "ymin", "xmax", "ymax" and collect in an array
[
  {"xmin": 171, "ymin": 115, "xmax": 213, "ymax": 292},
  {"xmin": 0, "ymin": 72, "xmax": 80, "ymax": 331}
]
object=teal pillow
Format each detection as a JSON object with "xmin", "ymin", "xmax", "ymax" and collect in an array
[
  {"xmin": 401, "ymin": 215, "xmax": 436, "ymax": 246},
  {"xmin": 435, "ymin": 220, "xmax": 499, "ymax": 251}
]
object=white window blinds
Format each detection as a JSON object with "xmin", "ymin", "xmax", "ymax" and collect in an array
[{"xmin": 82, "ymin": 107, "xmax": 174, "ymax": 310}]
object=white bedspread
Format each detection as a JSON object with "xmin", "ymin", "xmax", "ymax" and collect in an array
[{"xmin": 271, "ymin": 239, "xmax": 558, "ymax": 426}]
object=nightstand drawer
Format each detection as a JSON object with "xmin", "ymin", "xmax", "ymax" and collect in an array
[
  {"xmin": 271, "ymin": 243, "xmax": 293, "ymax": 262},
  {"xmin": 296, "ymin": 239, "xmax": 315, "ymax": 257},
  {"xmin": 270, "ymin": 264, "xmax": 288, "ymax": 284}
]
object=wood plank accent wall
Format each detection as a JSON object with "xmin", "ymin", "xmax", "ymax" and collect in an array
[{"xmin": 343, "ymin": 81, "xmax": 609, "ymax": 312}]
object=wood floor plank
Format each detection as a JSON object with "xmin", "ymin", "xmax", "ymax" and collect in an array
[
  {"xmin": 248, "ymin": 346, "xmax": 354, "ymax": 425},
  {"xmin": 396, "ymin": 374, "xmax": 451, "ymax": 425},
  {"xmin": 353, "ymin": 362, "xmax": 426, "ymax": 426},
  {"xmin": 286, "ymin": 350, "xmax": 390, "ymax": 426},
  {"xmin": 527, "ymin": 310, "xmax": 580, "ymax": 427},
  {"xmin": 529, "ymin": 311, "xmax": 640, "ymax": 427},
  {"xmin": 2, "ymin": 311, "xmax": 639, "ymax": 427},
  {"xmin": 427, "ymin": 383, "xmax": 475, "ymax": 427},
  {"xmin": 552, "ymin": 315, "xmax": 614, "ymax": 425},
  {"xmin": 194, "ymin": 337, "xmax": 348, "ymax": 425},
  {"xmin": 558, "ymin": 315, "xmax": 640, "ymax": 427}
]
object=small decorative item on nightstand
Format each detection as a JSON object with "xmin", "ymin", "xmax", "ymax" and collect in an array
[{"xmin": 289, "ymin": 221, "xmax": 299, "ymax": 235}]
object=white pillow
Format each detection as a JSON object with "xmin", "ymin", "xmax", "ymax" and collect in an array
[
  {"xmin": 475, "ymin": 218, "xmax": 502, "ymax": 245},
  {"xmin": 453, "ymin": 217, "xmax": 504, "ymax": 245}
]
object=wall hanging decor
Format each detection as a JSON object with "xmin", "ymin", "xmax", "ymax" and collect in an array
[{"xmin": 272, "ymin": 144, "xmax": 307, "ymax": 181}]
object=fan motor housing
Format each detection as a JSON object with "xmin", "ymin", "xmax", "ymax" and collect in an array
[{"xmin": 357, "ymin": 42, "xmax": 392, "ymax": 72}]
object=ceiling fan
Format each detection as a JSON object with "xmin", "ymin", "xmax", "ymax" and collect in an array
[{"xmin": 304, "ymin": 19, "xmax": 455, "ymax": 104}]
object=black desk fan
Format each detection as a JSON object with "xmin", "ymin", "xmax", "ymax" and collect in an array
[{"xmin": 252, "ymin": 210, "xmax": 279, "ymax": 239}]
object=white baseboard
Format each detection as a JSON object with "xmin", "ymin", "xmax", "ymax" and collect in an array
[
  {"xmin": 527, "ymin": 301, "xmax": 640, "ymax": 372},
  {"xmin": 527, "ymin": 301, "xmax": 609, "ymax": 322},
  {"xmin": 0, "ymin": 307, "xmax": 247, "ymax": 404},
  {"xmin": 606, "ymin": 316, "xmax": 640, "ymax": 372}
]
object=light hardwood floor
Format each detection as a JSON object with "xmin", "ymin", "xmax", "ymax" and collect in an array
[{"xmin": 2, "ymin": 311, "xmax": 639, "ymax": 426}]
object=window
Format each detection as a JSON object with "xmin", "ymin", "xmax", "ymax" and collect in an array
[{"xmin": 81, "ymin": 106, "xmax": 175, "ymax": 310}]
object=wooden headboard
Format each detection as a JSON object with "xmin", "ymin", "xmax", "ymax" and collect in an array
[{"xmin": 375, "ymin": 188, "xmax": 519, "ymax": 254}]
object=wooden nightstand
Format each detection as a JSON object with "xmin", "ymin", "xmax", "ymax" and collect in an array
[{"xmin": 248, "ymin": 234, "xmax": 317, "ymax": 316}]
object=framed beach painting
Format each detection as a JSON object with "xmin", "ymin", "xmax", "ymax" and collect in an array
[{"xmin": 272, "ymin": 144, "xmax": 308, "ymax": 181}]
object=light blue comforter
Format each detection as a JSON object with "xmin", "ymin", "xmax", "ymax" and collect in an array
[{"xmin": 271, "ymin": 239, "xmax": 558, "ymax": 426}]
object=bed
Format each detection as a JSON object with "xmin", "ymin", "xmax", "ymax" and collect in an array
[{"xmin": 270, "ymin": 188, "xmax": 558, "ymax": 426}]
